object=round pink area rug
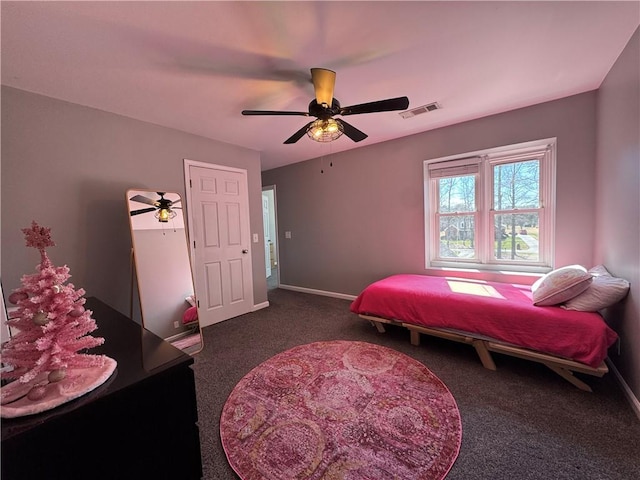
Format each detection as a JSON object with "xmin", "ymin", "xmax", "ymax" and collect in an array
[{"xmin": 220, "ymin": 341, "xmax": 462, "ymax": 480}]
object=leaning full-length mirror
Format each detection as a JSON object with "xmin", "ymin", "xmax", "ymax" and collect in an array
[{"xmin": 127, "ymin": 189, "xmax": 202, "ymax": 355}]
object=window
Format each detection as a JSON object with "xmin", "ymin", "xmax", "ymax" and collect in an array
[{"xmin": 424, "ymin": 139, "xmax": 556, "ymax": 272}]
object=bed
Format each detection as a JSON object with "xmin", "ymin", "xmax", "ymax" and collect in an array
[
  {"xmin": 182, "ymin": 295, "xmax": 198, "ymax": 326},
  {"xmin": 350, "ymin": 274, "xmax": 619, "ymax": 391},
  {"xmin": 182, "ymin": 306, "xmax": 198, "ymax": 325}
]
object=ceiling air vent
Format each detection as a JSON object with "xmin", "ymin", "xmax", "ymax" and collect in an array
[{"xmin": 399, "ymin": 102, "xmax": 441, "ymax": 119}]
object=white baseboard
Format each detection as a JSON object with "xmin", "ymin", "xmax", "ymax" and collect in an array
[
  {"xmin": 606, "ymin": 358, "xmax": 640, "ymax": 421},
  {"xmin": 278, "ymin": 284, "xmax": 357, "ymax": 301},
  {"xmin": 253, "ymin": 301, "xmax": 269, "ymax": 311}
]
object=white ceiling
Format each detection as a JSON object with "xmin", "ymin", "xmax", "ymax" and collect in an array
[{"xmin": 2, "ymin": 1, "xmax": 638, "ymax": 171}]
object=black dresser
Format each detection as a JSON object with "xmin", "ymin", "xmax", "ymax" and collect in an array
[{"xmin": 1, "ymin": 297, "xmax": 202, "ymax": 480}]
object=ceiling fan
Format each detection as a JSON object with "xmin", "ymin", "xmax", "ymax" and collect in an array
[
  {"xmin": 130, "ymin": 192, "xmax": 181, "ymax": 222},
  {"xmin": 241, "ymin": 68, "xmax": 409, "ymax": 144}
]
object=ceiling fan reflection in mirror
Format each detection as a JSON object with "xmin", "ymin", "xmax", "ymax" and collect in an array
[
  {"xmin": 130, "ymin": 192, "xmax": 181, "ymax": 222},
  {"xmin": 242, "ymin": 68, "xmax": 409, "ymax": 144}
]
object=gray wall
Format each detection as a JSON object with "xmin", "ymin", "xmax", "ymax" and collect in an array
[
  {"xmin": 1, "ymin": 86, "xmax": 268, "ymax": 318},
  {"xmin": 595, "ymin": 28, "xmax": 640, "ymax": 399},
  {"xmin": 263, "ymin": 91, "xmax": 598, "ymax": 294}
]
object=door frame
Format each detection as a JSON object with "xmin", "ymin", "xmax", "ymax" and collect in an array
[
  {"xmin": 262, "ymin": 185, "xmax": 280, "ymax": 288},
  {"xmin": 183, "ymin": 158, "xmax": 255, "ymax": 325}
]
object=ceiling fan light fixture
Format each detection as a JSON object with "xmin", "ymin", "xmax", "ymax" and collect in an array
[
  {"xmin": 306, "ymin": 118, "xmax": 343, "ymax": 142},
  {"xmin": 155, "ymin": 207, "xmax": 176, "ymax": 223},
  {"xmin": 242, "ymin": 68, "xmax": 408, "ymax": 144}
]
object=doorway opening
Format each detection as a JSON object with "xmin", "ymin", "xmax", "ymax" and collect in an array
[{"xmin": 262, "ymin": 185, "xmax": 279, "ymax": 290}]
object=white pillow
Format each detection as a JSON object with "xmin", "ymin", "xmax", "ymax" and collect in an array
[
  {"xmin": 531, "ymin": 265, "xmax": 592, "ymax": 306},
  {"xmin": 588, "ymin": 264, "xmax": 610, "ymax": 277},
  {"xmin": 563, "ymin": 265, "xmax": 630, "ymax": 311},
  {"xmin": 185, "ymin": 294, "xmax": 196, "ymax": 307}
]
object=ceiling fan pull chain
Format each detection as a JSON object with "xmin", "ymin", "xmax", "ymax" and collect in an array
[{"xmin": 329, "ymin": 143, "xmax": 333, "ymax": 168}]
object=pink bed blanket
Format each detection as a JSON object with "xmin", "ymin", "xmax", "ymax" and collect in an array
[
  {"xmin": 350, "ymin": 274, "xmax": 617, "ymax": 367},
  {"xmin": 183, "ymin": 306, "xmax": 198, "ymax": 325}
]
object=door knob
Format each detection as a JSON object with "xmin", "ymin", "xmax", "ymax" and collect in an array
[{"xmin": 242, "ymin": 249, "xmax": 249, "ymax": 254}]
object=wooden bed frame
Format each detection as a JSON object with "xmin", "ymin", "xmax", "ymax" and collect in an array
[{"xmin": 359, "ymin": 314, "xmax": 609, "ymax": 392}]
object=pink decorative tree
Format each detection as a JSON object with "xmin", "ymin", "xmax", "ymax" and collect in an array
[{"xmin": 1, "ymin": 222, "xmax": 115, "ymax": 416}]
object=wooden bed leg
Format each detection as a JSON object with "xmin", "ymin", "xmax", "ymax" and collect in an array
[
  {"xmin": 410, "ymin": 330, "xmax": 421, "ymax": 346},
  {"xmin": 472, "ymin": 340, "xmax": 497, "ymax": 371},
  {"xmin": 371, "ymin": 321, "xmax": 386, "ymax": 333},
  {"xmin": 545, "ymin": 364, "xmax": 593, "ymax": 392}
]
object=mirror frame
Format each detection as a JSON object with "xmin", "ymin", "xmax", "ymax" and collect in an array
[{"xmin": 126, "ymin": 188, "xmax": 203, "ymax": 355}]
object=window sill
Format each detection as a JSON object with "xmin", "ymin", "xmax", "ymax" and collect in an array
[{"xmin": 424, "ymin": 266, "xmax": 544, "ymax": 286}]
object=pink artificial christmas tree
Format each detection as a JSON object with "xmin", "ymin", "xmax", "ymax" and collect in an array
[{"xmin": 1, "ymin": 221, "xmax": 116, "ymax": 417}]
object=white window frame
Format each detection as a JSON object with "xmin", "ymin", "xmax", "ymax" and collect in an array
[{"xmin": 424, "ymin": 138, "xmax": 556, "ymax": 273}]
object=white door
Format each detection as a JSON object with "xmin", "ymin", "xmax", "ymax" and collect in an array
[
  {"xmin": 187, "ymin": 163, "xmax": 254, "ymax": 327},
  {"xmin": 262, "ymin": 194, "xmax": 271, "ymax": 278}
]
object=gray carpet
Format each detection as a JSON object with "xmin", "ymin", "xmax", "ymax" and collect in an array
[{"xmin": 191, "ymin": 288, "xmax": 640, "ymax": 480}]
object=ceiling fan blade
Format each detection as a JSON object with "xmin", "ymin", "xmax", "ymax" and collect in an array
[
  {"xmin": 336, "ymin": 119, "xmax": 368, "ymax": 143},
  {"xmin": 130, "ymin": 207, "xmax": 157, "ymax": 216},
  {"xmin": 242, "ymin": 110, "xmax": 309, "ymax": 116},
  {"xmin": 311, "ymin": 68, "xmax": 336, "ymax": 106},
  {"xmin": 130, "ymin": 195, "xmax": 157, "ymax": 206},
  {"xmin": 340, "ymin": 96, "xmax": 409, "ymax": 116},
  {"xmin": 284, "ymin": 122, "xmax": 314, "ymax": 144}
]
